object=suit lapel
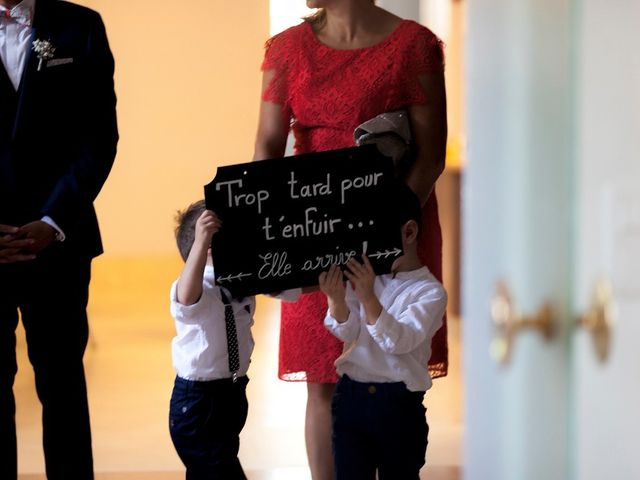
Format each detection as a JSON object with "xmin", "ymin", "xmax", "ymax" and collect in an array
[{"xmin": 13, "ymin": 0, "xmax": 55, "ymax": 138}]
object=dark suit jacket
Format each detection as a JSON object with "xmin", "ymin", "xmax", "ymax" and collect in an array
[{"xmin": 0, "ymin": 0, "xmax": 118, "ymax": 259}]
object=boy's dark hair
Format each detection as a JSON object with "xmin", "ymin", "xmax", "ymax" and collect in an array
[
  {"xmin": 390, "ymin": 181, "xmax": 423, "ymax": 232},
  {"xmin": 174, "ymin": 199, "xmax": 207, "ymax": 262}
]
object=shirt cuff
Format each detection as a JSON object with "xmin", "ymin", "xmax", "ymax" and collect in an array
[
  {"xmin": 365, "ymin": 310, "xmax": 390, "ymax": 337},
  {"xmin": 324, "ymin": 311, "xmax": 357, "ymax": 334},
  {"xmin": 41, "ymin": 216, "xmax": 65, "ymax": 241}
]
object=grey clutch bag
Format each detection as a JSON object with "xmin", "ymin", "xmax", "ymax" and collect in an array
[{"xmin": 354, "ymin": 110, "xmax": 414, "ymax": 178}]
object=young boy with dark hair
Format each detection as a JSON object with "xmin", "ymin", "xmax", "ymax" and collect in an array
[
  {"xmin": 168, "ymin": 200, "xmax": 297, "ymax": 480},
  {"xmin": 319, "ymin": 184, "xmax": 448, "ymax": 480}
]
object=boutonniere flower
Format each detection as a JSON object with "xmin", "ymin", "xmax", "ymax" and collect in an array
[{"xmin": 32, "ymin": 39, "xmax": 56, "ymax": 71}]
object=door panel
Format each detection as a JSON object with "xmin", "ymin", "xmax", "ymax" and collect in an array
[
  {"xmin": 573, "ymin": 1, "xmax": 640, "ymax": 478},
  {"xmin": 463, "ymin": 1, "xmax": 573, "ymax": 479},
  {"xmin": 465, "ymin": 0, "xmax": 639, "ymax": 478}
]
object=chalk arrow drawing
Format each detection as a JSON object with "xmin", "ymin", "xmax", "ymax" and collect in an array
[
  {"xmin": 368, "ymin": 248, "xmax": 402, "ymax": 259},
  {"xmin": 217, "ymin": 273, "xmax": 253, "ymax": 283}
]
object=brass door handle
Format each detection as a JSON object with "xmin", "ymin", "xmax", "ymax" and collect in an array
[
  {"xmin": 576, "ymin": 278, "xmax": 614, "ymax": 363},
  {"xmin": 490, "ymin": 281, "xmax": 555, "ymax": 365}
]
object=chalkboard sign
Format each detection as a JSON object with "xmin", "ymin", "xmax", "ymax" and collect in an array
[{"xmin": 204, "ymin": 145, "xmax": 404, "ymax": 297}]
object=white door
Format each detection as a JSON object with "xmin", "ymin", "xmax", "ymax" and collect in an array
[
  {"xmin": 572, "ymin": 1, "xmax": 640, "ymax": 479},
  {"xmin": 463, "ymin": 1, "xmax": 640, "ymax": 479}
]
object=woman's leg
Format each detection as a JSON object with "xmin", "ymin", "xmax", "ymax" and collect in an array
[{"xmin": 305, "ymin": 382, "xmax": 336, "ymax": 480}]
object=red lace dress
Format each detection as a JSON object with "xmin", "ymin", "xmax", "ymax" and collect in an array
[{"xmin": 262, "ymin": 19, "xmax": 448, "ymax": 383}]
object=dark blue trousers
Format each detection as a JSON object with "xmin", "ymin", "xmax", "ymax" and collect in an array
[
  {"xmin": 0, "ymin": 251, "xmax": 93, "ymax": 480},
  {"xmin": 332, "ymin": 374, "xmax": 429, "ymax": 480},
  {"xmin": 169, "ymin": 375, "xmax": 249, "ymax": 480}
]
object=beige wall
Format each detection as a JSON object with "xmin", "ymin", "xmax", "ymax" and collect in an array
[
  {"xmin": 76, "ymin": 1, "xmax": 270, "ymax": 255},
  {"xmin": 77, "ymin": 1, "xmax": 464, "ymax": 259},
  {"xmin": 444, "ymin": 0, "xmax": 465, "ymax": 170}
]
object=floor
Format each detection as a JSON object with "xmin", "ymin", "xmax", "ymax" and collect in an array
[{"xmin": 14, "ymin": 256, "xmax": 462, "ymax": 479}]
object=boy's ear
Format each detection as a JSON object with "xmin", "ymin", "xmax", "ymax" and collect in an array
[{"xmin": 402, "ymin": 220, "xmax": 419, "ymax": 243}]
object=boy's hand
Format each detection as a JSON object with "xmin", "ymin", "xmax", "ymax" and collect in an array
[
  {"xmin": 344, "ymin": 256, "xmax": 382, "ymax": 324},
  {"xmin": 319, "ymin": 264, "xmax": 349, "ymax": 323},
  {"xmin": 194, "ymin": 210, "xmax": 221, "ymax": 250},
  {"xmin": 319, "ymin": 264, "xmax": 346, "ymax": 302},
  {"xmin": 344, "ymin": 256, "xmax": 376, "ymax": 303},
  {"xmin": 177, "ymin": 210, "xmax": 221, "ymax": 306}
]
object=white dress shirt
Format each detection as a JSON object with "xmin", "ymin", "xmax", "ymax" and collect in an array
[
  {"xmin": 170, "ymin": 266, "xmax": 257, "ymax": 381},
  {"xmin": 170, "ymin": 265, "xmax": 301, "ymax": 381},
  {"xmin": 0, "ymin": 0, "xmax": 34, "ymax": 90},
  {"xmin": 325, "ymin": 266, "xmax": 447, "ymax": 392}
]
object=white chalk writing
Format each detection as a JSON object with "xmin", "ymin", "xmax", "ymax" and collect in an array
[{"xmin": 216, "ymin": 179, "xmax": 270, "ymax": 214}]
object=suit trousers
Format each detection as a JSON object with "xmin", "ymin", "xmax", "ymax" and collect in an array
[
  {"xmin": 332, "ymin": 374, "xmax": 429, "ymax": 480},
  {"xmin": 0, "ymin": 246, "xmax": 93, "ymax": 479},
  {"xmin": 169, "ymin": 375, "xmax": 249, "ymax": 480}
]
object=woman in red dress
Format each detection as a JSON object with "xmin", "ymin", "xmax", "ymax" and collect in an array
[{"xmin": 253, "ymin": 1, "xmax": 448, "ymax": 478}]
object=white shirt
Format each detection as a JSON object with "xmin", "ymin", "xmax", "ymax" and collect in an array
[
  {"xmin": 325, "ymin": 266, "xmax": 447, "ymax": 392},
  {"xmin": 170, "ymin": 266, "xmax": 257, "ymax": 381},
  {"xmin": 0, "ymin": 0, "xmax": 34, "ymax": 90},
  {"xmin": 170, "ymin": 265, "xmax": 300, "ymax": 381}
]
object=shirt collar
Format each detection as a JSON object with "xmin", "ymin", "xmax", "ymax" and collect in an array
[{"xmin": 390, "ymin": 265, "xmax": 429, "ymax": 281}]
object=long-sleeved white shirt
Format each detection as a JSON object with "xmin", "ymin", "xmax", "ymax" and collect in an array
[
  {"xmin": 170, "ymin": 266, "xmax": 256, "ymax": 381},
  {"xmin": 170, "ymin": 265, "xmax": 300, "ymax": 381},
  {"xmin": 324, "ymin": 266, "xmax": 447, "ymax": 392}
]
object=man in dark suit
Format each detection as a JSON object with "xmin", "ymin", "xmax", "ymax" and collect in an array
[{"xmin": 0, "ymin": 0, "xmax": 118, "ymax": 477}]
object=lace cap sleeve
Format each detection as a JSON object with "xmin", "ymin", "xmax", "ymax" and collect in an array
[
  {"xmin": 399, "ymin": 24, "xmax": 446, "ymax": 106},
  {"xmin": 261, "ymin": 27, "xmax": 298, "ymax": 106}
]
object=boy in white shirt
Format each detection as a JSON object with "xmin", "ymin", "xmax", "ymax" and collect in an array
[
  {"xmin": 319, "ymin": 184, "xmax": 448, "ymax": 480},
  {"xmin": 168, "ymin": 200, "xmax": 297, "ymax": 480}
]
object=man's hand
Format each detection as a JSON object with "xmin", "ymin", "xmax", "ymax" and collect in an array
[
  {"xmin": 0, "ymin": 224, "xmax": 36, "ymax": 264},
  {"xmin": 18, "ymin": 221, "xmax": 57, "ymax": 254}
]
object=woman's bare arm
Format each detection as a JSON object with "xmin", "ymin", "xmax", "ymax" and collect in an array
[
  {"xmin": 406, "ymin": 72, "xmax": 448, "ymax": 205},
  {"xmin": 253, "ymin": 70, "xmax": 291, "ymax": 161}
]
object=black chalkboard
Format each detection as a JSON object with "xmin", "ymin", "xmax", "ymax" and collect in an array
[{"xmin": 204, "ymin": 145, "xmax": 404, "ymax": 297}]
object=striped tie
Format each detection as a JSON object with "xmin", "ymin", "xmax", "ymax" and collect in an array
[{"xmin": 220, "ymin": 290, "xmax": 240, "ymax": 382}]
